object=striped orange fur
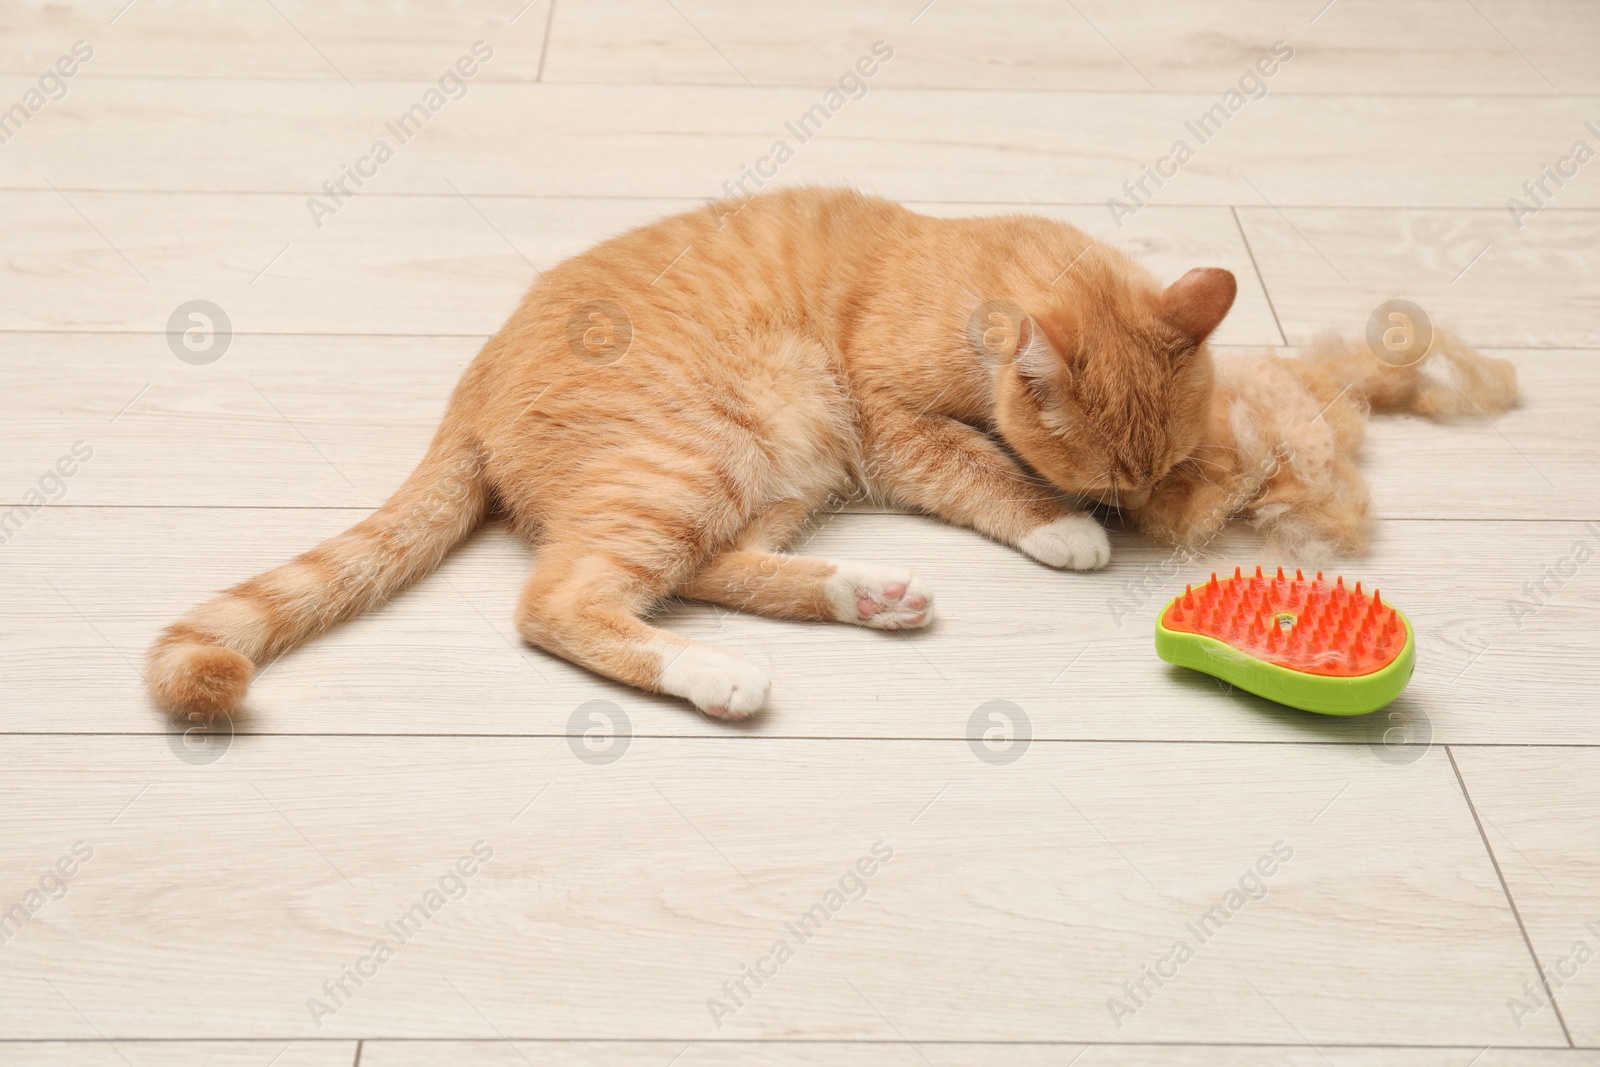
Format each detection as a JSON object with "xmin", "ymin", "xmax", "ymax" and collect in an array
[{"xmin": 148, "ymin": 188, "xmax": 1233, "ymax": 722}]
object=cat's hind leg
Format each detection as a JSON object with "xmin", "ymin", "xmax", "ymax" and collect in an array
[
  {"xmin": 514, "ymin": 541, "xmax": 771, "ymax": 720},
  {"xmin": 682, "ymin": 551, "xmax": 933, "ymax": 631}
]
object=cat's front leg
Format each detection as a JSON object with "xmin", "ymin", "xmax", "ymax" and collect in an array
[
  {"xmin": 862, "ymin": 411, "xmax": 1110, "ymax": 571},
  {"xmin": 1015, "ymin": 514, "xmax": 1113, "ymax": 570}
]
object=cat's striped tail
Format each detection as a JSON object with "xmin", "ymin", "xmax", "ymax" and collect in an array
[{"xmin": 147, "ymin": 428, "xmax": 489, "ymax": 722}]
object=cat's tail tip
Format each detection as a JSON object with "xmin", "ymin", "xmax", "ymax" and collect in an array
[
  {"xmin": 147, "ymin": 630, "xmax": 253, "ymax": 723},
  {"xmin": 144, "ymin": 430, "xmax": 489, "ymax": 725}
]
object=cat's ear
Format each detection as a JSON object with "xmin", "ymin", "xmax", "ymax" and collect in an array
[
  {"xmin": 1011, "ymin": 313, "xmax": 1064, "ymax": 387},
  {"xmin": 1160, "ymin": 267, "xmax": 1236, "ymax": 343}
]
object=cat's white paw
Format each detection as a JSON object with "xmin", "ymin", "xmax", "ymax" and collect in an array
[
  {"xmin": 1019, "ymin": 515, "xmax": 1112, "ymax": 570},
  {"xmin": 823, "ymin": 563, "xmax": 934, "ymax": 631},
  {"xmin": 655, "ymin": 643, "xmax": 770, "ymax": 720}
]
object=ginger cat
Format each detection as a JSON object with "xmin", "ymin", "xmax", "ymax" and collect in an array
[{"xmin": 149, "ymin": 188, "xmax": 1234, "ymax": 722}]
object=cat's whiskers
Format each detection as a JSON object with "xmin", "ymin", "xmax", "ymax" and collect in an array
[
  {"xmin": 1178, "ymin": 455, "xmax": 1234, "ymax": 475},
  {"xmin": 1079, "ymin": 472, "xmax": 1111, "ymax": 494}
]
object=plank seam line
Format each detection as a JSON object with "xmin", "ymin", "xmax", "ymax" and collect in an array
[
  {"xmin": 8, "ymin": 735, "xmax": 1600, "ymax": 748},
  {"xmin": 1444, "ymin": 744, "xmax": 1574, "ymax": 1047},
  {"xmin": 0, "ymin": 1038, "xmax": 1590, "ymax": 1048},
  {"xmin": 1231, "ymin": 205, "xmax": 1287, "ymax": 346}
]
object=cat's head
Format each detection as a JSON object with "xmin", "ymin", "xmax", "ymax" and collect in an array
[{"xmin": 990, "ymin": 265, "xmax": 1235, "ymax": 510}]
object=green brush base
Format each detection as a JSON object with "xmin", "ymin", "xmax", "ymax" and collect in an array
[{"xmin": 1155, "ymin": 598, "xmax": 1416, "ymax": 716}]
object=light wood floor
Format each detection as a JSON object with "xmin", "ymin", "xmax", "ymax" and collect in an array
[{"xmin": 2, "ymin": 1, "xmax": 1598, "ymax": 1064}]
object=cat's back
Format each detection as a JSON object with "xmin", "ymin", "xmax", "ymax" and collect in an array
[
  {"xmin": 550, "ymin": 186, "xmax": 906, "ymax": 301},
  {"xmin": 464, "ymin": 188, "xmax": 906, "ymax": 391}
]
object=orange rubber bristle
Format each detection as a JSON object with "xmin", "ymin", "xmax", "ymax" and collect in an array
[{"xmin": 1159, "ymin": 570, "xmax": 1401, "ymax": 677}]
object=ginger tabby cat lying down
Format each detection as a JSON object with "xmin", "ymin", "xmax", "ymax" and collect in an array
[{"xmin": 150, "ymin": 187, "xmax": 1234, "ymax": 722}]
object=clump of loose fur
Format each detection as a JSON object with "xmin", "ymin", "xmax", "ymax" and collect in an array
[{"xmin": 1130, "ymin": 326, "xmax": 1518, "ymax": 560}]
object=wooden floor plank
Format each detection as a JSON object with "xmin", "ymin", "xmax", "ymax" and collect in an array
[
  {"xmin": 1448, "ymin": 747, "xmax": 1600, "ymax": 1046},
  {"xmin": 7, "ymin": 1043, "xmax": 1589, "ymax": 1067},
  {"xmin": 0, "ymin": 1043, "xmax": 356, "ymax": 1066},
  {"xmin": 0, "ymin": 0, "xmax": 549, "ymax": 81},
  {"xmin": 0, "ymin": 194, "xmax": 1276, "ymax": 340},
  {"xmin": 0, "ymin": 81, "xmax": 1596, "ymax": 206},
  {"xmin": 542, "ymin": 0, "xmax": 1599, "ymax": 94},
  {"xmin": 1352, "ymin": 349, "xmax": 1594, "ymax": 518},
  {"xmin": 2, "ymin": 510, "xmax": 1594, "ymax": 744},
  {"xmin": 360, "ymin": 1043, "xmax": 1600, "ymax": 1065},
  {"xmin": 1236, "ymin": 208, "xmax": 1600, "ymax": 348},
  {"xmin": 0, "ymin": 738, "xmax": 1563, "ymax": 1045},
  {"xmin": 4, "ymin": 0, "xmax": 1595, "ymax": 95}
]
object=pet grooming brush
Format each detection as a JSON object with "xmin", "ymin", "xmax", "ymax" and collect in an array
[{"xmin": 1155, "ymin": 566, "xmax": 1414, "ymax": 716}]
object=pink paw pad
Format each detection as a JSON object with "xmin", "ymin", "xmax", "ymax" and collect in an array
[{"xmin": 851, "ymin": 579, "xmax": 933, "ymax": 631}]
